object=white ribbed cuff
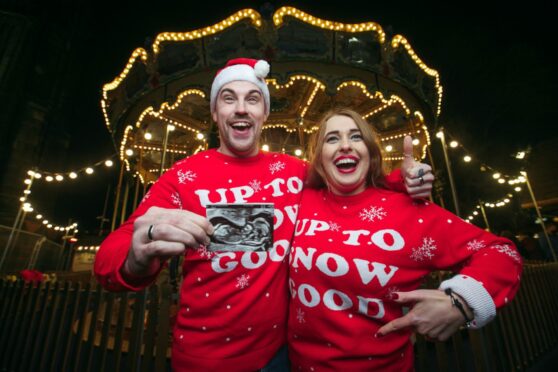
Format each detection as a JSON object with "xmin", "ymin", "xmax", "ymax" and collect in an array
[{"xmin": 439, "ymin": 274, "xmax": 496, "ymax": 329}]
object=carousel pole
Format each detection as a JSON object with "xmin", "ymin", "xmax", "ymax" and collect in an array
[
  {"xmin": 143, "ymin": 179, "xmax": 148, "ymax": 197},
  {"xmin": 133, "ymin": 147, "xmax": 143, "ymax": 210},
  {"xmin": 62, "ymin": 222, "xmax": 77, "ymax": 270},
  {"xmin": 58, "ymin": 219, "xmax": 72, "ymax": 270},
  {"xmin": 160, "ymin": 124, "xmax": 174, "ymax": 177},
  {"xmin": 119, "ymin": 177, "xmax": 130, "ymax": 225},
  {"xmin": 110, "ymin": 160, "xmax": 125, "ymax": 232},
  {"xmin": 522, "ymin": 171, "xmax": 557, "ymax": 261},
  {"xmin": 478, "ymin": 200, "xmax": 491, "ymax": 232},
  {"xmin": 425, "ymin": 141, "xmax": 441, "ymax": 206},
  {"xmin": 436, "ymin": 128, "xmax": 461, "ymax": 217}
]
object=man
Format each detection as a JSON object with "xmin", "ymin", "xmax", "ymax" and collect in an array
[{"xmin": 94, "ymin": 58, "xmax": 434, "ymax": 371}]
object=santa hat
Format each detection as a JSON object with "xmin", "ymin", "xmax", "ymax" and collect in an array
[{"xmin": 210, "ymin": 58, "xmax": 270, "ymax": 114}]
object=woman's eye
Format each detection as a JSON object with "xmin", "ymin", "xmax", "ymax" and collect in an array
[
  {"xmin": 325, "ymin": 136, "xmax": 339, "ymax": 144},
  {"xmin": 351, "ymin": 133, "xmax": 363, "ymax": 141}
]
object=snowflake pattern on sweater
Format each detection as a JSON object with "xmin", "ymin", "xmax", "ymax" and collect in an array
[
  {"xmin": 141, "ymin": 190, "xmax": 151, "ymax": 202},
  {"xmin": 410, "ymin": 237, "xmax": 437, "ymax": 261},
  {"xmin": 235, "ymin": 274, "xmax": 250, "ymax": 289},
  {"xmin": 467, "ymin": 239, "xmax": 486, "ymax": 251},
  {"xmin": 492, "ymin": 244, "xmax": 521, "ymax": 263},
  {"xmin": 196, "ymin": 245, "xmax": 214, "ymax": 260},
  {"xmin": 171, "ymin": 192, "xmax": 183, "ymax": 209},
  {"xmin": 249, "ymin": 179, "xmax": 262, "ymax": 193},
  {"xmin": 328, "ymin": 221, "xmax": 341, "ymax": 232},
  {"xmin": 359, "ymin": 205, "xmax": 387, "ymax": 222},
  {"xmin": 269, "ymin": 161, "xmax": 285, "ymax": 174},
  {"xmin": 177, "ymin": 169, "xmax": 196, "ymax": 184}
]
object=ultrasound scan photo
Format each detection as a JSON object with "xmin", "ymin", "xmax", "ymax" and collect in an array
[{"xmin": 206, "ymin": 203, "xmax": 274, "ymax": 252}]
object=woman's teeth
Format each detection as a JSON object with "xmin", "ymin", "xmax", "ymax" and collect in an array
[{"xmin": 335, "ymin": 158, "xmax": 357, "ymax": 169}]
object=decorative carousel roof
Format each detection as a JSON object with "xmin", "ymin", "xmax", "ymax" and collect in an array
[{"xmin": 100, "ymin": 7, "xmax": 443, "ymax": 183}]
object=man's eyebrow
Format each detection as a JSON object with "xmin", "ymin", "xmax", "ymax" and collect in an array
[
  {"xmin": 219, "ymin": 88, "xmax": 236, "ymax": 96},
  {"xmin": 219, "ymin": 88, "xmax": 262, "ymax": 96}
]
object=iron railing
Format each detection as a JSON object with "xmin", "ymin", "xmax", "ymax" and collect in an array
[{"xmin": 1, "ymin": 262, "xmax": 557, "ymax": 371}]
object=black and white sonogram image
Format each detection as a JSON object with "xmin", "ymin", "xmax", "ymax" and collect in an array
[{"xmin": 206, "ymin": 203, "xmax": 274, "ymax": 252}]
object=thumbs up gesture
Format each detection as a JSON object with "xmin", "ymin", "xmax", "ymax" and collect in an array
[{"xmin": 401, "ymin": 136, "xmax": 433, "ymax": 199}]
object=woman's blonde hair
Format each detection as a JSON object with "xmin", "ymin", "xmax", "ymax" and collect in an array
[{"xmin": 306, "ymin": 108, "xmax": 386, "ymax": 189}]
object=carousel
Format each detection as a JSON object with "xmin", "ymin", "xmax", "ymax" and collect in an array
[{"xmin": 101, "ymin": 6, "xmax": 442, "ymax": 226}]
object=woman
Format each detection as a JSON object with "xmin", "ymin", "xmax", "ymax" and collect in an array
[{"xmin": 287, "ymin": 108, "xmax": 522, "ymax": 370}]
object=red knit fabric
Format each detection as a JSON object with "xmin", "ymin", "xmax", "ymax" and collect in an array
[
  {"xmin": 288, "ymin": 187, "xmax": 522, "ymax": 371},
  {"xmin": 95, "ymin": 149, "xmax": 306, "ymax": 370}
]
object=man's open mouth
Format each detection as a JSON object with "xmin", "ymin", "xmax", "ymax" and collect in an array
[{"xmin": 230, "ymin": 122, "xmax": 252, "ymax": 132}]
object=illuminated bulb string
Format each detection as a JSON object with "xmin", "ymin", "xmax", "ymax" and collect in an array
[
  {"xmin": 437, "ymin": 128, "xmax": 526, "ymax": 224},
  {"xmin": 24, "ymin": 155, "xmax": 117, "ymax": 183},
  {"xmin": 17, "ymin": 155, "xmax": 119, "ymax": 232},
  {"xmin": 19, "ymin": 196, "xmax": 78, "ymax": 231}
]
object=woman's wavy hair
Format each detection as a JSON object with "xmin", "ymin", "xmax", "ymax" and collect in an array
[{"xmin": 306, "ymin": 108, "xmax": 386, "ymax": 190}]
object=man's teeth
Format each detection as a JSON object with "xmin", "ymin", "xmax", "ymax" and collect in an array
[
  {"xmin": 231, "ymin": 122, "xmax": 251, "ymax": 129},
  {"xmin": 335, "ymin": 158, "xmax": 357, "ymax": 166}
]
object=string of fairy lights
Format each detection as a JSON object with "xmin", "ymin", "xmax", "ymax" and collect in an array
[
  {"xmin": 18, "ymin": 156, "xmax": 117, "ymax": 232},
  {"xmin": 434, "ymin": 128, "xmax": 527, "ymax": 224}
]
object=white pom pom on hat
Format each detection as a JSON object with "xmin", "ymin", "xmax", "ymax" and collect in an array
[
  {"xmin": 253, "ymin": 60, "xmax": 270, "ymax": 79},
  {"xmin": 210, "ymin": 58, "xmax": 271, "ymax": 114}
]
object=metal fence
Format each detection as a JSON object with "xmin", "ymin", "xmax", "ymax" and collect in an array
[
  {"xmin": 0, "ymin": 225, "xmax": 66, "ymax": 272},
  {"xmin": 0, "ymin": 281, "xmax": 172, "ymax": 372},
  {"xmin": 1, "ymin": 262, "xmax": 557, "ymax": 371}
]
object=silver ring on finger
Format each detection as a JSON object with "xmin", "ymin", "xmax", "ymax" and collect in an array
[
  {"xmin": 419, "ymin": 176, "xmax": 424, "ymax": 186},
  {"xmin": 418, "ymin": 168, "xmax": 425, "ymax": 177},
  {"xmin": 147, "ymin": 224, "xmax": 155, "ymax": 241}
]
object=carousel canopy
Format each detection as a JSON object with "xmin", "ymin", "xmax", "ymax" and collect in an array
[{"xmin": 101, "ymin": 7, "xmax": 442, "ymax": 183}]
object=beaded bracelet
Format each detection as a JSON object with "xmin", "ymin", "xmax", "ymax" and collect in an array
[{"xmin": 444, "ymin": 288, "xmax": 474, "ymax": 327}]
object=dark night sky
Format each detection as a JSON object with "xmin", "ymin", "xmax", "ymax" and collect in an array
[{"xmin": 23, "ymin": 0, "xmax": 558, "ymax": 233}]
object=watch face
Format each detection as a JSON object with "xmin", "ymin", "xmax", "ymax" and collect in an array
[{"xmin": 206, "ymin": 203, "xmax": 274, "ymax": 252}]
